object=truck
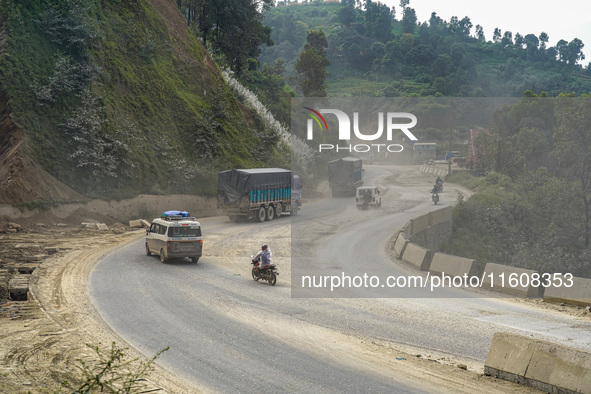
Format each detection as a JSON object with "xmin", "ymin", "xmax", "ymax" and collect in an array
[
  {"xmin": 217, "ymin": 168, "xmax": 302, "ymax": 222},
  {"xmin": 327, "ymin": 157, "xmax": 363, "ymax": 197}
]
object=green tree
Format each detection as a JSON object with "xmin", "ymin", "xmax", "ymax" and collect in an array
[
  {"xmin": 475, "ymin": 24, "xmax": 485, "ymax": 41},
  {"xmin": 501, "ymin": 31, "xmax": 513, "ymax": 47},
  {"xmin": 523, "ymin": 33, "xmax": 539, "ymax": 58},
  {"xmin": 381, "ymin": 39, "xmax": 402, "ymax": 73},
  {"xmin": 293, "ymin": 29, "xmax": 329, "ymax": 96},
  {"xmin": 492, "ymin": 27, "xmax": 501, "ymax": 43},
  {"xmin": 177, "ymin": 0, "xmax": 274, "ymax": 74},
  {"xmin": 539, "ymin": 32, "xmax": 549, "ymax": 54},
  {"xmin": 365, "ymin": 1, "xmax": 393, "ymax": 42},
  {"xmin": 401, "ymin": 7, "xmax": 416, "ymax": 34},
  {"xmin": 337, "ymin": 4, "xmax": 355, "ymax": 26},
  {"xmin": 564, "ymin": 38, "xmax": 585, "ymax": 65}
]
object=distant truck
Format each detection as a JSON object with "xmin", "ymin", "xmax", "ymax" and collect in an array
[
  {"xmin": 217, "ymin": 168, "xmax": 302, "ymax": 222},
  {"xmin": 328, "ymin": 157, "xmax": 363, "ymax": 197}
]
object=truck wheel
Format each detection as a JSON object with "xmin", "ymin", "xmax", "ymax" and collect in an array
[
  {"xmin": 274, "ymin": 203, "xmax": 282, "ymax": 218},
  {"xmin": 266, "ymin": 205, "xmax": 275, "ymax": 221},
  {"xmin": 146, "ymin": 243, "xmax": 151, "ymax": 256},
  {"xmin": 191, "ymin": 257, "xmax": 199, "ymax": 263},
  {"xmin": 257, "ymin": 206, "xmax": 266, "ymax": 222}
]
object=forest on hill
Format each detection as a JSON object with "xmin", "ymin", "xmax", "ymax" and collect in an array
[{"xmin": 258, "ymin": 1, "xmax": 591, "ymax": 98}]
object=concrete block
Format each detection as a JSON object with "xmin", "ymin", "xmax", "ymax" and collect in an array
[
  {"xmin": 9, "ymin": 275, "xmax": 30, "ymax": 301},
  {"xmin": 401, "ymin": 243, "xmax": 433, "ymax": 271},
  {"xmin": 16, "ymin": 262, "xmax": 39, "ymax": 274},
  {"xmin": 485, "ymin": 332, "xmax": 591, "ymax": 393},
  {"xmin": 84, "ymin": 223, "xmax": 109, "ymax": 230},
  {"xmin": 23, "ymin": 254, "xmax": 48, "ymax": 263},
  {"xmin": 393, "ymin": 232, "xmax": 409, "ymax": 260},
  {"xmin": 544, "ymin": 275, "xmax": 591, "ymax": 307},
  {"xmin": 129, "ymin": 219, "xmax": 144, "ymax": 228},
  {"xmin": 429, "ymin": 252, "xmax": 477, "ymax": 278},
  {"xmin": 481, "ymin": 263, "xmax": 541, "ymax": 298},
  {"xmin": 141, "ymin": 219, "xmax": 151, "ymax": 228},
  {"xmin": 44, "ymin": 246, "xmax": 60, "ymax": 255}
]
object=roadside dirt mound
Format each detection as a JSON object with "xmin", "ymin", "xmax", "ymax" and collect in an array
[
  {"xmin": 0, "ymin": 91, "xmax": 85, "ymax": 205},
  {"xmin": 1, "ymin": 208, "xmax": 122, "ymax": 230}
]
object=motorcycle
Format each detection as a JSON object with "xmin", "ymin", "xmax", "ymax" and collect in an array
[
  {"xmin": 251, "ymin": 256, "xmax": 278, "ymax": 286},
  {"xmin": 432, "ymin": 191, "xmax": 439, "ymax": 205}
]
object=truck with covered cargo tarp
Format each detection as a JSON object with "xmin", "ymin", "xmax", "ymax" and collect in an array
[
  {"xmin": 217, "ymin": 168, "xmax": 302, "ymax": 222},
  {"xmin": 328, "ymin": 157, "xmax": 363, "ymax": 197}
]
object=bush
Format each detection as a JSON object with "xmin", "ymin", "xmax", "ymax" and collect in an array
[{"xmin": 64, "ymin": 342, "xmax": 168, "ymax": 394}]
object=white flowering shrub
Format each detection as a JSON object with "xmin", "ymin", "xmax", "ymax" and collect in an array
[
  {"xmin": 60, "ymin": 89, "xmax": 130, "ymax": 191},
  {"xmin": 30, "ymin": 53, "xmax": 99, "ymax": 103},
  {"xmin": 221, "ymin": 68, "xmax": 314, "ymax": 174}
]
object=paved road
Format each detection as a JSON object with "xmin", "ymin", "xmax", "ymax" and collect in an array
[{"xmin": 89, "ymin": 165, "xmax": 591, "ymax": 393}]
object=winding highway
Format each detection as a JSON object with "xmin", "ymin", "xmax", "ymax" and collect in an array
[{"xmin": 89, "ymin": 165, "xmax": 591, "ymax": 393}]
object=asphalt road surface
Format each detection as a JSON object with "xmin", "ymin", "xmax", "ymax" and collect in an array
[{"xmin": 89, "ymin": 165, "xmax": 591, "ymax": 393}]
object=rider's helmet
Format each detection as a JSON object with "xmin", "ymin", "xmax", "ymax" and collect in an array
[{"xmin": 262, "ymin": 244, "xmax": 268, "ymax": 250}]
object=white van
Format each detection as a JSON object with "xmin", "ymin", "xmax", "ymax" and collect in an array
[{"xmin": 146, "ymin": 213, "xmax": 202, "ymax": 263}]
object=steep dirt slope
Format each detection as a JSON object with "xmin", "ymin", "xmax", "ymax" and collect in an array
[{"xmin": 0, "ymin": 91, "xmax": 84, "ymax": 205}]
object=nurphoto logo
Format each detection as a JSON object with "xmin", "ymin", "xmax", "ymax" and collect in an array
[{"xmin": 303, "ymin": 107, "xmax": 418, "ymax": 153}]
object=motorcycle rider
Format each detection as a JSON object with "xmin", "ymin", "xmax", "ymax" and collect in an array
[
  {"xmin": 433, "ymin": 176, "xmax": 443, "ymax": 193},
  {"xmin": 253, "ymin": 244, "xmax": 272, "ymax": 277},
  {"xmin": 430, "ymin": 184, "xmax": 439, "ymax": 204}
]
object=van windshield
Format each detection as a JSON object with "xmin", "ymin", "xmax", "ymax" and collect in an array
[{"xmin": 168, "ymin": 226, "xmax": 201, "ymax": 237}]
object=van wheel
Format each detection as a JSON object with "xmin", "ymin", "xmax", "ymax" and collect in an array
[
  {"xmin": 257, "ymin": 206, "xmax": 266, "ymax": 222},
  {"xmin": 274, "ymin": 203, "xmax": 282, "ymax": 218},
  {"xmin": 160, "ymin": 249, "xmax": 166, "ymax": 263},
  {"xmin": 146, "ymin": 243, "xmax": 151, "ymax": 256},
  {"xmin": 191, "ymin": 257, "xmax": 199, "ymax": 263},
  {"xmin": 266, "ymin": 205, "xmax": 275, "ymax": 221}
]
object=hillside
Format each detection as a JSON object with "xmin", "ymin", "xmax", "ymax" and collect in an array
[
  {"xmin": 0, "ymin": 0, "xmax": 289, "ymax": 204},
  {"xmin": 260, "ymin": 3, "xmax": 591, "ymax": 98}
]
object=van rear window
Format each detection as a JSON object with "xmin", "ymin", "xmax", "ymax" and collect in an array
[{"xmin": 168, "ymin": 226, "xmax": 201, "ymax": 237}]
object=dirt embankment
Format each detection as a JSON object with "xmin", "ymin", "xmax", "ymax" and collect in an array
[
  {"xmin": 0, "ymin": 210, "xmax": 198, "ymax": 393},
  {"xmin": 0, "ymin": 90, "xmax": 85, "ymax": 205}
]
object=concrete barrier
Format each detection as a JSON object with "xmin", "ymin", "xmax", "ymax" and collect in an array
[
  {"xmin": 429, "ymin": 252, "xmax": 477, "ymax": 278},
  {"xmin": 544, "ymin": 275, "xmax": 591, "ymax": 307},
  {"xmin": 430, "ymin": 206, "xmax": 452, "ymax": 227},
  {"xmin": 485, "ymin": 332, "xmax": 591, "ymax": 393},
  {"xmin": 393, "ymin": 232, "xmax": 409, "ymax": 260},
  {"xmin": 481, "ymin": 263, "xmax": 541, "ymax": 298},
  {"xmin": 409, "ymin": 213, "xmax": 431, "ymax": 235},
  {"xmin": 407, "ymin": 207, "xmax": 452, "ymax": 237},
  {"xmin": 401, "ymin": 243, "xmax": 433, "ymax": 271}
]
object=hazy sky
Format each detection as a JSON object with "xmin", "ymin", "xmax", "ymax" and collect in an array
[{"xmin": 379, "ymin": 0, "xmax": 591, "ymax": 65}]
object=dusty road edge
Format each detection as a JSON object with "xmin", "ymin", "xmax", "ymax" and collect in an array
[{"xmin": 28, "ymin": 230, "xmax": 203, "ymax": 393}]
